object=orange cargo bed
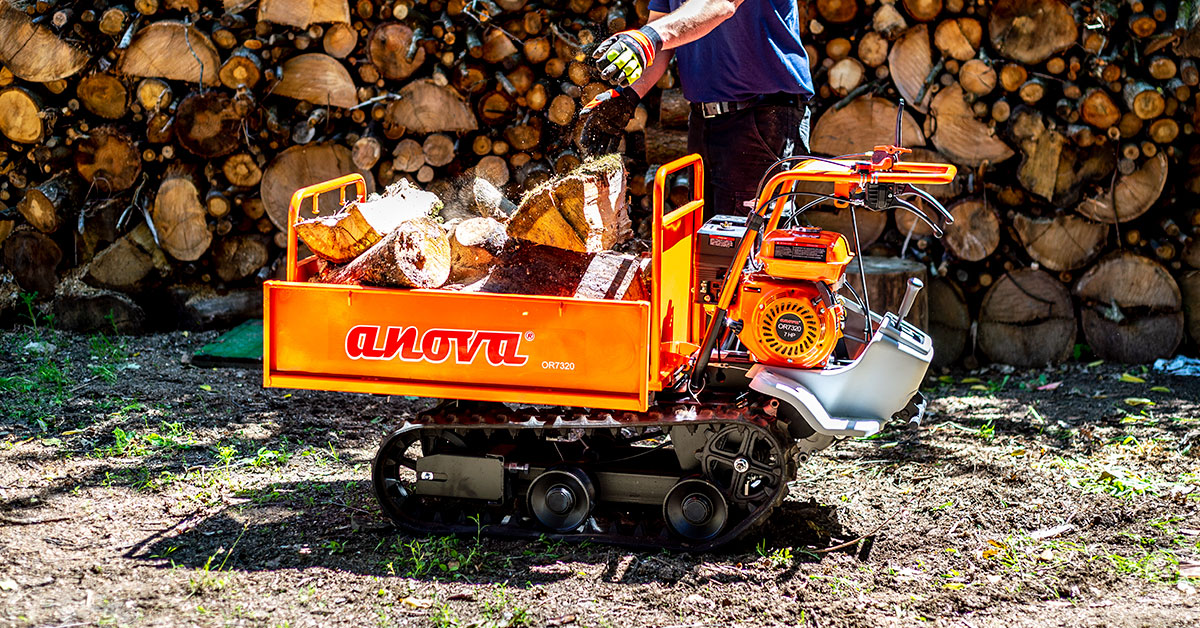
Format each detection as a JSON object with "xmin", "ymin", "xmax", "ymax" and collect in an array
[{"xmin": 263, "ymin": 157, "xmax": 707, "ymax": 412}]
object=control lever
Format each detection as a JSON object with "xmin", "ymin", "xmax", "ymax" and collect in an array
[
  {"xmin": 898, "ymin": 183, "xmax": 954, "ymax": 224},
  {"xmin": 897, "ymin": 278, "xmax": 924, "ymax": 322}
]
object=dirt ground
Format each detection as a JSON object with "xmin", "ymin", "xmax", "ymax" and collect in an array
[{"xmin": 1, "ymin": 325, "xmax": 1198, "ymax": 628}]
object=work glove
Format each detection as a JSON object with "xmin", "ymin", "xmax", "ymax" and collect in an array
[
  {"xmin": 578, "ymin": 86, "xmax": 639, "ymax": 155},
  {"xmin": 592, "ymin": 26, "xmax": 662, "ymax": 87}
]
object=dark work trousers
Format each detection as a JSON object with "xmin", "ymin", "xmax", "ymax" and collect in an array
[{"xmin": 687, "ymin": 103, "xmax": 812, "ymax": 219}]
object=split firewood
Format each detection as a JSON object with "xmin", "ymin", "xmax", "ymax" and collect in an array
[
  {"xmin": 385, "ymin": 79, "xmax": 479, "ymax": 134},
  {"xmin": 213, "ymin": 234, "xmax": 271, "ymax": 282},
  {"xmin": 928, "ymin": 84, "xmax": 1013, "ymax": 167},
  {"xmin": 1075, "ymin": 153, "xmax": 1168, "ymax": 223},
  {"xmin": 0, "ymin": 2, "xmax": 89, "ymax": 82},
  {"xmin": 811, "ymin": 97, "xmax": 924, "ymax": 156},
  {"xmin": 926, "ymin": 278, "xmax": 969, "ymax": 368},
  {"xmin": 506, "ymin": 154, "xmax": 631, "ymax": 253},
  {"xmin": 117, "ymin": 22, "xmax": 221, "ymax": 85},
  {"xmin": 1012, "ymin": 213, "xmax": 1108, "ymax": 272},
  {"xmin": 888, "ymin": 25, "xmax": 934, "ymax": 113},
  {"xmin": 273, "ymin": 53, "xmax": 359, "ymax": 108},
  {"xmin": 258, "ymin": 0, "xmax": 351, "ymax": 28},
  {"xmin": 17, "ymin": 172, "xmax": 82, "ymax": 234},
  {"xmin": 319, "ymin": 217, "xmax": 451, "ymax": 288},
  {"xmin": 978, "ymin": 269, "xmax": 1076, "ymax": 367},
  {"xmin": 294, "ymin": 178, "xmax": 442, "ymax": 263},
  {"xmin": 87, "ymin": 223, "xmax": 171, "ymax": 291},
  {"xmin": 467, "ymin": 242, "xmax": 648, "ymax": 301},
  {"xmin": 447, "ymin": 217, "xmax": 510, "ymax": 283}
]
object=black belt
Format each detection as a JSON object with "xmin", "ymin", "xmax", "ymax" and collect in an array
[{"xmin": 693, "ymin": 93, "xmax": 807, "ymax": 118}]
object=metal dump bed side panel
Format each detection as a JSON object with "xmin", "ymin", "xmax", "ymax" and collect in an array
[{"xmin": 263, "ymin": 281, "xmax": 651, "ymax": 411}]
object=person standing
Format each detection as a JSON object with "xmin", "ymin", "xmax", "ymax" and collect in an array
[{"xmin": 579, "ymin": 0, "xmax": 814, "ymax": 217}]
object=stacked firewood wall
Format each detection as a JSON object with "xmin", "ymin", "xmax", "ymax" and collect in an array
[{"xmin": 0, "ymin": 0, "xmax": 1197, "ymax": 365}]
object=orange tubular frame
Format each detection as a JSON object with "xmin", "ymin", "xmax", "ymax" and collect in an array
[
  {"xmin": 650, "ymin": 154, "xmax": 706, "ymax": 388},
  {"xmin": 285, "ymin": 174, "xmax": 367, "ymax": 281}
]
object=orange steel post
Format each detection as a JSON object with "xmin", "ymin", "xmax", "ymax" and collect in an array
[
  {"xmin": 284, "ymin": 174, "xmax": 367, "ymax": 281},
  {"xmin": 651, "ymin": 154, "xmax": 705, "ymax": 389}
]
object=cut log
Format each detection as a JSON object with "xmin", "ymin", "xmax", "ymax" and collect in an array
[
  {"xmin": 319, "ymin": 217, "xmax": 451, "ymax": 288},
  {"xmin": 17, "ymin": 172, "xmax": 82, "ymax": 234},
  {"xmin": 423, "ymin": 133, "xmax": 456, "ymax": 167},
  {"xmin": 943, "ymin": 198, "xmax": 999, "ymax": 262},
  {"xmin": 352, "ymin": 136, "xmax": 382, "ymax": 171},
  {"xmin": 136, "ymin": 79, "xmax": 172, "ymax": 112},
  {"xmin": 0, "ymin": 1, "xmax": 89, "ymax": 82},
  {"xmin": 1074, "ymin": 252, "xmax": 1183, "ymax": 363},
  {"xmin": 213, "ymin": 234, "xmax": 270, "ymax": 282},
  {"xmin": 901, "ymin": 0, "xmax": 943, "ymax": 22},
  {"xmin": 926, "ymin": 277, "xmax": 969, "ymax": 368},
  {"xmin": 393, "ymin": 139, "xmax": 426, "ymax": 172},
  {"xmin": 168, "ymin": 284, "xmax": 263, "ymax": 330},
  {"xmin": 843, "ymin": 256, "xmax": 928, "ymax": 329},
  {"xmin": 367, "ymin": 22, "xmax": 425, "ymax": 80},
  {"xmin": 978, "ymin": 269, "xmax": 1075, "ymax": 367},
  {"xmin": 294, "ymin": 178, "xmax": 442, "ymax": 263},
  {"xmin": 74, "ymin": 127, "xmax": 142, "ymax": 192},
  {"xmin": 385, "ymin": 79, "xmax": 478, "ymax": 134},
  {"xmin": 988, "ymin": 0, "xmax": 1078, "ymax": 64},
  {"xmin": 223, "ymin": 153, "xmax": 262, "ymax": 188},
  {"xmin": 273, "ymin": 53, "xmax": 358, "ymax": 108},
  {"xmin": 928, "ymin": 84, "xmax": 1014, "ymax": 167},
  {"xmin": 811, "ymin": 97, "xmax": 924, "ymax": 156},
  {"xmin": 470, "ymin": 242, "xmax": 648, "ymax": 301},
  {"xmin": 153, "ymin": 174, "xmax": 212, "ymax": 262},
  {"xmin": 933, "ymin": 17, "xmax": 981, "ymax": 61},
  {"xmin": 51, "ymin": 276, "xmax": 144, "ymax": 334},
  {"xmin": 218, "ymin": 48, "xmax": 263, "ymax": 89},
  {"xmin": 2, "ymin": 228, "xmax": 62, "ymax": 298},
  {"xmin": 506, "ymin": 154, "xmax": 631, "ymax": 253},
  {"xmin": 258, "ymin": 0, "xmax": 351, "ymax": 28},
  {"xmin": 0, "ymin": 86, "xmax": 43, "ymax": 144},
  {"xmin": 828, "ymin": 58, "xmax": 865, "ymax": 97},
  {"xmin": 76, "ymin": 73, "xmax": 128, "ymax": 120},
  {"xmin": 958, "ymin": 59, "xmax": 996, "ymax": 96},
  {"xmin": 323, "ymin": 22, "xmax": 358, "ymax": 58},
  {"xmin": 261, "ymin": 142, "xmax": 376, "ymax": 231},
  {"xmin": 1075, "ymin": 152, "xmax": 1168, "ymax": 223},
  {"xmin": 1122, "ymin": 81, "xmax": 1166, "ymax": 120},
  {"xmin": 1013, "ymin": 213, "xmax": 1108, "ymax": 271},
  {"xmin": 1181, "ymin": 271, "xmax": 1200, "ymax": 348},
  {"xmin": 173, "ymin": 90, "xmax": 245, "ymax": 158},
  {"xmin": 873, "ymin": 3, "xmax": 909, "ymax": 40},
  {"xmin": 858, "ymin": 31, "xmax": 889, "ymax": 67},
  {"xmin": 1080, "ymin": 88, "xmax": 1121, "ymax": 130},
  {"xmin": 887, "ymin": 25, "xmax": 934, "ymax": 113},
  {"xmin": 817, "ymin": 0, "xmax": 858, "ymax": 23},
  {"xmin": 447, "ymin": 216, "xmax": 509, "ymax": 283},
  {"xmin": 117, "ymin": 22, "xmax": 221, "ymax": 86}
]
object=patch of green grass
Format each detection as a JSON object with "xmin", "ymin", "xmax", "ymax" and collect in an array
[
  {"xmin": 387, "ymin": 517, "xmax": 491, "ymax": 579},
  {"xmin": 756, "ymin": 539, "xmax": 794, "ymax": 567},
  {"xmin": 188, "ymin": 526, "xmax": 247, "ymax": 597}
]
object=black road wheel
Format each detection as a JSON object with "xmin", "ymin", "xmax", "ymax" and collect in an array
[
  {"xmin": 663, "ymin": 478, "xmax": 728, "ymax": 541},
  {"xmin": 698, "ymin": 424, "xmax": 785, "ymax": 506},
  {"xmin": 527, "ymin": 468, "xmax": 595, "ymax": 532},
  {"xmin": 372, "ymin": 427, "xmax": 468, "ymax": 524}
]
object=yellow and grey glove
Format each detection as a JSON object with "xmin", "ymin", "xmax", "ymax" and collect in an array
[{"xmin": 592, "ymin": 26, "xmax": 663, "ymax": 87}]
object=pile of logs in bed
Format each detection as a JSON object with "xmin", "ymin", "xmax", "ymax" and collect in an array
[{"xmin": 0, "ymin": 0, "xmax": 1197, "ymax": 366}]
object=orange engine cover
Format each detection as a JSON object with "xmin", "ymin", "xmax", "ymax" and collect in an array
[{"xmin": 733, "ymin": 276, "xmax": 843, "ymax": 368}]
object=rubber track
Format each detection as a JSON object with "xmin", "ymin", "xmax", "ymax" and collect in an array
[{"xmin": 371, "ymin": 404, "xmax": 791, "ymax": 552}]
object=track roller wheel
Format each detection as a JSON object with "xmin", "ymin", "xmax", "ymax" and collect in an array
[
  {"xmin": 663, "ymin": 478, "xmax": 728, "ymax": 541},
  {"xmin": 527, "ymin": 468, "xmax": 594, "ymax": 532}
]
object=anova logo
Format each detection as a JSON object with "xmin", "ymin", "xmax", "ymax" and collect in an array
[{"xmin": 345, "ymin": 325, "xmax": 529, "ymax": 367}]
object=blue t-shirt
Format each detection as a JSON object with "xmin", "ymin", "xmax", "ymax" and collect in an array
[{"xmin": 645, "ymin": 0, "xmax": 813, "ymax": 103}]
